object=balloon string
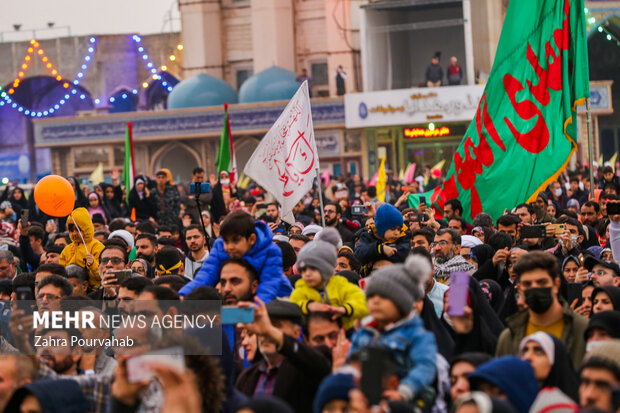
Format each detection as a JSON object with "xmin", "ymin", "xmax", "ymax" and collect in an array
[{"xmin": 70, "ymin": 212, "xmax": 89, "ymax": 256}]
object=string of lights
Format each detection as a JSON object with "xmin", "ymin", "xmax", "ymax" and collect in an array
[
  {"xmin": 0, "ymin": 37, "xmax": 98, "ymax": 118},
  {"xmin": 132, "ymin": 34, "xmax": 174, "ymax": 96},
  {"xmin": 585, "ymin": 8, "xmax": 620, "ymax": 47},
  {"xmin": 8, "ymin": 39, "xmax": 66, "ymax": 95}
]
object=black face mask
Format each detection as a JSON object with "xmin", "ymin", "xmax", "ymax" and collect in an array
[{"xmin": 524, "ymin": 287, "xmax": 554, "ymax": 314}]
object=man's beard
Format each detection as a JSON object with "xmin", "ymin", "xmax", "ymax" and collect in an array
[
  {"xmin": 138, "ymin": 252, "xmax": 155, "ymax": 263},
  {"xmin": 189, "ymin": 244, "xmax": 203, "ymax": 253},
  {"xmin": 224, "ymin": 290, "xmax": 254, "ymax": 305},
  {"xmin": 326, "ymin": 217, "xmax": 338, "ymax": 226},
  {"xmin": 434, "ymin": 249, "xmax": 455, "ymax": 264}
]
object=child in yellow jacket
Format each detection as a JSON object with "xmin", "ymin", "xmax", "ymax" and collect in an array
[
  {"xmin": 59, "ymin": 207, "xmax": 105, "ymax": 289},
  {"xmin": 290, "ymin": 228, "xmax": 368, "ymax": 330}
]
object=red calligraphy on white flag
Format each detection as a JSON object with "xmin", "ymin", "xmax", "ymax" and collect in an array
[{"xmin": 244, "ymin": 82, "xmax": 319, "ymax": 224}]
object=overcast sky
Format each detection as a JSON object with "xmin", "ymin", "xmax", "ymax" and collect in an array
[{"xmin": 1, "ymin": 0, "xmax": 180, "ymax": 41}]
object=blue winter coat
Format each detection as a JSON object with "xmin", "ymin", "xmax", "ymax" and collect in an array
[
  {"xmin": 354, "ymin": 224, "xmax": 411, "ymax": 265},
  {"xmin": 179, "ymin": 221, "xmax": 292, "ymax": 301},
  {"xmin": 349, "ymin": 313, "xmax": 437, "ymax": 401}
]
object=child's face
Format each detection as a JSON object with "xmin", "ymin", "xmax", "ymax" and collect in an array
[
  {"xmin": 223, "ymin": 234, "xmax": 255, "ymax": 259},
  {"xmin": 605, "ymin": 172, "xmax": 614, "ymax": 181},
  {"xmin": 367, "ymin": 294, "xmax": 402, "ymax": 324},
  {"xmin": 301, "ymin": 267, "xmax": 323, "ymax": 289},
  {"xmin": 68, "ymin": 224, "xmax": 82, "ymax": 244},
  {"xmin": 383, "ymin": 226, "xmax": 401, "ymax": 241}
]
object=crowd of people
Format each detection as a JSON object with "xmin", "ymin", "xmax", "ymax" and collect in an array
[{"xmin": 0, "ymin": 159, "xmax": 619, "ymax": 413}]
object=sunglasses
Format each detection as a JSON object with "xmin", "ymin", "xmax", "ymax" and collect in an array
[{"xmin": 101, "ymin": 257, "xmax": 123, "ymax": 265}]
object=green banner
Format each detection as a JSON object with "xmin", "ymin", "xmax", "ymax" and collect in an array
[{"xmin": 409, "ymin": 0, "xmax": 589, "ymax": 222}]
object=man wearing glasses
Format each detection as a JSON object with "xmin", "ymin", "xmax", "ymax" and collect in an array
[
  {"xmin": 431, "ymin": 228, "xmax": 475, "ymax": 283},
  {"xmin": 585, "ymin": 256, "xmax": 620, "ymax": 288},
  {"xmin": 323, "ymin": 202, "xmax": 354, "ymax": 245},
  {"xmin": 89, "ymin": 245, "xmax": 128, "ymax": 300}
]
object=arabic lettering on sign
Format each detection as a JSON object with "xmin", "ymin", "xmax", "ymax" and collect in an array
[
  {"xmin": 404, "ymin": 126, "xmax": 451, "ymax": 138},
  {"xmin": 35, "ymin": 101, "xmax": 344, "ymax": 144},
  {"xmin": 315, "ymin": 132, "xmax": 341, "ymax": 157}
]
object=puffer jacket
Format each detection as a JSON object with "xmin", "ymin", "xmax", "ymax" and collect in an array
[
  {"xmin": 349, "ymin": 313, "xmax": 437, "ymax": 401},
  {"xmin": 59, "ymin": 207, "xmax": 105, "ymax": 288},
  {"xmin": 179, "ymin": 221, "xmax": 292, "ymax": 301},
  {"xmin": 290, "ymin": 275, "xmax": 368, "ymax": 330},
  {"xmin": 354, "ymin": 224, "xmax": 411, "ymax": 270}
]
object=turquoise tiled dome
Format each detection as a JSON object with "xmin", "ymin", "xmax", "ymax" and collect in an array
[
  {"xmin": 168, "ymin": 73, "xmax": 238, "ymax": 109},
  {"xmin": 239, "ymin": 66, "xmax": 299, "ymax": 103}
]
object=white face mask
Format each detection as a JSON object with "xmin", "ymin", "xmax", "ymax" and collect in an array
[
  {"xmin": 220, "ymin": 179, "xmax": 230, "ymax": 186},
  {"xmin": 554, "ymin": 188, "xmax": 562, "ymax": 197},
  {"xmin": 586, "ymin": 340, "xmax": 608, "ymax": 353},
  {"xmin": 571, "ymin": 235, "xmax": 580, "ymax": 246}
]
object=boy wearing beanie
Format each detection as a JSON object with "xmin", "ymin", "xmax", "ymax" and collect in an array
[
  {"xmin": 354, "ymin": 204, "xmax": 410, "ymax": 275},
  {"xmin": 291, "ymin": 229, "xmax": 368, "ymax": 330},
  {"xmin": 349, "ymin": 255, "xmax": 437, "ymax": 403}
]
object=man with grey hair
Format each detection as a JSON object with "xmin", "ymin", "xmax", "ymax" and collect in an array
[
  {"xmin": 431, "ymin": 228, "xmax": 475, "ymax": 283},
  {"xmin": 66, "ymin": 265, "xmax": 89, "ymax": 296},
  {"xmin": 447, "ymin": 56, "xmax": 463, "ymax": 85},
  {"xmin": 0, "ymin": 250, "xmax": 16, "ymax": 280}
]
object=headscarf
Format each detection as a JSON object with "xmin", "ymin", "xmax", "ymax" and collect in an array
[
  {"xmin": 470, "ymin": 244, "xmax": 494, "ymax": 267},
  {"xmin": 67, "ymin": 176, "xmax": 88, "ymax": 208},
  {"xmin": 443, "ymin": 277, "xmax": 505, "ymax": 355},
  {"xmin": 479, "ymin": 279, "xmax": 505, "ymax": 314},
  {"xmin": 420, "ymin": 295, "xmax": 455, "ymax": 360},
  {"xmin": 591, "ymin": 286, "xmax": 620, "ymax": 312},
  {"xmin": 129, "ymin": 258, "xmax": 155, "ymax": 279},
  {"xmin": 587, "ymin": 245, "xmax": 603, "ymax": 259},
  {"xmin": 518, "ymin": 332, "xmax": 579, "ymax": 401},
  {"xmin": 452, "ymin": 391, "xmax": 518, "ymax": 413}
]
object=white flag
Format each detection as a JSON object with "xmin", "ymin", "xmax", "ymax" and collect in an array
[{"xmin": 244, "ymin": 81, "xmax": 319, "ymax": 225}]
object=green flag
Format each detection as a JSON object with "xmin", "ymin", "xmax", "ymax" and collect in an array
[
  {"xmin": 409, "ymin": 0, "xmax": 589, "ymax": 221},
  {"xmin": 215, "ymin": 103, "xmax": 237, "ymax": 182},
  {"xmin": 121, "ymin": 122, "xmax": 135, "ymax": 204}
]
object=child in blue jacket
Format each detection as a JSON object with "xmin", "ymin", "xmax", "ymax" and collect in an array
[
  {"xmin": 354, "ymin": 203, "xmax": 410, "ymax": 275},
  {"xmin": 179, "ymin": 210, "xmax": 292, "ymax": 301},
  {"xmin": 349, "ymin": 254, "xmax": 437, "ymax": 403}
]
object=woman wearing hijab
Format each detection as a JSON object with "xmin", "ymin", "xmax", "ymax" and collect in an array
[
  {"xmin": 67, "ymin": 177, "xmax": 88, "ymax": 208},
  {"xmin": 449, "ymin": 352, "xmax": 492, "ymax": 403},
  {"xmin": 561, "ymin": 256, "xmax": 580, "ymax": 283},
  {"xmin": 442, "ymin": 276, "xmax": 505, "ymax": 355},
  {"xmin": 452, "ymin": 391, "xmax": 518, "ymax": 413},
  {"xmin": 591, "ymin": 285, "xmax": 620, "ymax": 314},
  {"xmin": 470, "ymin": 244, "xmax": 495, "ymax": 269},
  {"xmin": 419, "ymin": 294, "xmax": 455, "ymax": 360},
  {"xmin": 128, "ymin": 175, "xmax": 156, "ymax": 221},
  {"xmin": 86, "ymin": 193, "xmax": 110, "ymax": 224},
  {"xmin": 101, "ymin": 183, "xmax": 124, "ymax": 219},
  {"xmin": 478, "ymin": 279, "xmax": 505, "ymax": 314},
  {"xmin": 518, "ymin": 332, "xmax": 579, "ymax": 401},
  {"xmin": 8, "ymin": 187, "xmax": 28, "ymax": 216},
  {"xmin": 129, "ymin": 258, "xmax": 155, "ymax": 279}
]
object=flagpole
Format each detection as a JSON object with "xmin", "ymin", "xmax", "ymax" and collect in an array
[
  {"xmin": 316, "ymin": 168, "xmax": 326, "ymax": 227},
  {"xmin": 586, "ymin": 98, "xmax": 595, "ymax": 199}
]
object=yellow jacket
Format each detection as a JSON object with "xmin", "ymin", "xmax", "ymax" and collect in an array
[
  {"xmin": 59, "ymin": 207, "xmax": 105, "ymax": 288},
  {"xmin": 290, "ymin": 275, "xmax": 368, "ymax": 330}
]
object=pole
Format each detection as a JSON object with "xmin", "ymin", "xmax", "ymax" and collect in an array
[
  {"xmin": 462, "ymin": 0, "xmax": 475, "ymax": 85},
  {"xmin": 586, "ymin": 98, "xmax": 595, "ymax": 199},
  {"xmin": 194, "ymin": 188, "xmax": 211, "ymax": 253},
  {"xmin": 316, "ymin": 168, "xmax": 326, "ymax": 227}
]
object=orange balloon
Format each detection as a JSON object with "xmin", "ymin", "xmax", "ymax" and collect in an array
[{"xmin": 34, "ymin": 175, "xmax": 75, "ymax": 217}]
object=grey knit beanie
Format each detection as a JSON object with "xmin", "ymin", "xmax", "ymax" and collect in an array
[
  {"xmin": 297, "ymin": 239, "xmax": 338, "ymax": 281},
  {"xmin": 314, "ymin": 227, "xmax": 342, "ymax": 250},
  {"xmin": 365, "ymin": 254, "xmax": 431, "ymax": 315}
]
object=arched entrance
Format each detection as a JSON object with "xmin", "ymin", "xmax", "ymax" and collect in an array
[
  {"xmin": 152, "ymin": 142, "xmax": 201, "ymax": 182},
  {"xmin": 235, "ymin": 136, "xmax": 261, "ymax": 175}
]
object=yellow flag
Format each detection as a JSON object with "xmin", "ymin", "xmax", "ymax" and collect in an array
[
  {"xmin": 609, "ymin": 152, "xmax": 618, "ymax": 168},
  {"xmin": 598, "ymin": 153, "xmax": 603, "ymax": 167},
  {"xmin": 90, "ymin": 163, "xmax": 104, "ymax": 185},
  {"xmin": 398, "ymin": 168, "xmax": 405, "ymax": 182},
  {"xmin": 431, "ymin": 159, "xmax": 446, "ymax": 172},
  {"xmin": 377, "ymin": 157, "xmax": 386, "ymax": 202}
]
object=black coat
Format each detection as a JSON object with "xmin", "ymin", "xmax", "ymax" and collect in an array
[{"xmin": 235, "ymin": 334, "xmax": 331, "ymax": 413}]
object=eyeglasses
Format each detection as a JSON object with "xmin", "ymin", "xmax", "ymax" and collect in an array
[
  {"xmin": 324, "ymin": 209, "xmax": 336, "ymax": 215},
  {"xmin": 592, "ymin": 269, "xmax": 610, "ymax": 276},
  {"xmin": 101, "ymin": 257, "xmax": 124, "ymax": 265},
  {"xmin": 431, "ymin": 240, "xmax": 450, "ymax": 248}
]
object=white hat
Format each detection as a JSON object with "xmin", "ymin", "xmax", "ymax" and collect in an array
[
  {"xmin": 461, "ymin": 235, "xmax": 483, "ymax": 248},
  {"xmin": 302, "ymin": 224, "xmax": 323, "ymax": 237},
  {"xmin": 109, "ymin": 229, "xmax": 135, "ymax": 250}
]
